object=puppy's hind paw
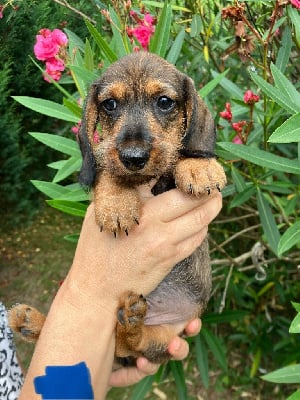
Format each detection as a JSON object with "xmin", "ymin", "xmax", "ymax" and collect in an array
[
  {"xmin": 118, "ymin": 292, "xmax": 147, "ymax": 329},
  {"xmin": 8, "ymin": 304, "xmax": 46, "ymax": 342}
]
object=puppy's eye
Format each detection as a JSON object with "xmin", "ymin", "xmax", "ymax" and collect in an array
[
  {"xmin": 102, "ymin": 98, "xmax": 117, "ymax": 112},
  {"xmin": 157, "ymin": 96, "xmax": 175, "ymax": 112}
]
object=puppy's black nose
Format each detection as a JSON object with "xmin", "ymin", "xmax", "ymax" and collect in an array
[{"xmin": 119, "ymin": 148, "xmax": 150, "ymax": 171}]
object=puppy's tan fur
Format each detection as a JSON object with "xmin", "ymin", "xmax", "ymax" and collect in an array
[{"xmin": 9, "ymin": 52, "xmax": 226, "ymax": 366}]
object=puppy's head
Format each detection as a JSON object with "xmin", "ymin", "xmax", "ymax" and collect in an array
[{"xmin": 78, "ymin": 52, "xmax": 216, "ymax": 187}]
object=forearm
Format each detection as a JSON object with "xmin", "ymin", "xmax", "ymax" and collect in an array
[{"xmin": 19, "ymin": 278, "xmax": 117, "ymax": 400}]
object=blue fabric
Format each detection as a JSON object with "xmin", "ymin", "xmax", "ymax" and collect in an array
[{"xmin": 34, "ymin": 362, "xmax": 94, "ymax": 399}]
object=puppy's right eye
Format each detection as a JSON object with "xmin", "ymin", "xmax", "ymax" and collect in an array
[{"xmin": 102, "ymin": 98, "xmax": 117, "ymax": 112}]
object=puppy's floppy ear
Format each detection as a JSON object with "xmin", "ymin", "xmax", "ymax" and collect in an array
[
  {"xmin": 181, "ymin": 76, "xmax": 216, "ymax": 158},
  {"xmin": 78, "ymin": 84, "xmax": 98, "ymax": 188}
]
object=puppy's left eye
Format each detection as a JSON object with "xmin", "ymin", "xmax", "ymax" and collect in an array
[
  {"xmin": 102, "ymin": 98, "xmax": 117, "ymax": 113},
  {"xmin": 157, "ymin": 96, "xmax": 175, "ymax": 112}
]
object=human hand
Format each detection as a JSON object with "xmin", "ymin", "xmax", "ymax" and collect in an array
[
  {"xmin": 108, "ymin": 318, "xmax": 201, "ymax": 388},
  {"xmin": 67, "ymin": 189, "xmax": 222, "ymax": 310}
]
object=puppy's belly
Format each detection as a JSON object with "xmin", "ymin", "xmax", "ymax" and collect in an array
[{"xmin": 144, "ymin": 294, "xmax": 199, "ymax": 325}]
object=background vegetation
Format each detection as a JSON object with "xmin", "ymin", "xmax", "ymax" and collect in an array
[{"xmin": 1, "ymin": 0, "xmax": 299, "ymax": 399}]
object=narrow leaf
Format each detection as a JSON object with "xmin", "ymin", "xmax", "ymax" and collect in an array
[
  {"xmin": 29, "ymin": 133, "xmax": 80, "ymax": 157},
  {"xmin": 85, "ymin": 20, "xmax": 118, "ymax": 63},
  {"xmin": 169, "ymin": 361, "xmax": 188, "ymax": 400},
  {"xmin": 53, "ymin": 156, "xmax": 82, "ymax": 183},
  {"xmin": 201, "ymin": 328, "xmax": 227, "ymax": 372},
  {"xmin": 211, "ymin": 71, "xmax": 243, "ymax": 99},
  {"xmin": 31, "ymin": 180, "xmax": 70, "ymax": 199},
  {"xmin": 262, "ymin": 363, "xmax": 300, "ymax": 383},
  {"xmin": 249, "ymin": 71, "xmax": 299, "ymax": 114},
  {"xmin": 289, "ymin": 313, "xmax": 300, "ymax": 334},
  {"xmin": 13, "ymin": 96, "xmax": 79, "ymax": 122},
  {"xmin": 275, "ymin": 26, "xmax": 292, "ymax": 73},
  {"xmin": 287, "ymin": 389, "xmax": 300, "ymax": 400},
  {"xmin": 131, "ymin": 375, "xmax": 154, "ymax": 400},
  {"xmin": 109, "ymin": 6, "xmax": 129, "ymax": 57},
  {"xmin": 268, "ymin": 113, "xmax": 300, "ymax": 143},
  {"xmin": 270, "ymin": 63, "xmax": 300, "ymax": 106},
  {"xmin": 46, "ymin": 200, "xmax": 87, "ymax": 217},
  {"xmin": 195, "ymin": 334, "xmax": 209, "ymax": 388},
  {"xmin": 190, "ymin": 14, "xmax": 203, "ymax": 38},
  {"xmin": 199, "ymin": 69, "xmax": 229, "ymax": 98},
  {"xmin": 257, "ymin": 188, "xmax": 280, "ymax": 255},
  {"xmin": 64, "ymin": 234, "xmax": 80, "ymax": 243},
  {"xmin": 149, "ymin": 2, "xmax": 172, "ymax": 57},
  {"xmin": 218, "ymin": 143, "xmax": 300, "ymax": 175},
  {"xmin": 203, "ymin": 310, "xmax": 248, "ymax": 324},
  {"xmin": 278, "ymin": 221, "xmax": 300, "ymax": 256},
  {"xmin": 166, "ymin": 28, "xmax": 185, "ymax": 65}
]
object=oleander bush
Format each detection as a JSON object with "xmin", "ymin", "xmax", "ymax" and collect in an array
[{"xmin": 5, "ymin": 0, "xmax": 300, "ymax": 398}]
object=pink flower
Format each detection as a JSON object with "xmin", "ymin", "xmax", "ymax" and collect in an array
[
  {"xmin": 44, "ymin": 58, "xmax": 65, "ymax": 82},
  {"xmin": 220, "ymin": 102, "xmax": 232, "ymax": 121},
  {"xmin": 243, "ymin": 90, "xmax": 260, "ymax": 105},
  {"xmin": 290, "ymin": 0, "xmax": 300, "ymax": 9},
  {"xmin": 131, "ymin": 12, "xmax": 155, "ymax": 50},
  {"xmin": 51, "ymin": 28, "xmax": 68, "ymax": 46},
  {"xmin": 0, "ymin": 5, "xmax": 4, "ymax": 19},
  {"xmin": 34, "ymin": 29, "xmax": 60, "ymax": 60},
  {"xmin": 71, "ymin": 121, "xmax": 81, "ymax": 136},
  {"xmin": 232, "ymin": 120, "xmax": 247, "ymax": 133},
  {"xmin": 232, "ymin": 135, "xmax": 243, "ymax": 144}
]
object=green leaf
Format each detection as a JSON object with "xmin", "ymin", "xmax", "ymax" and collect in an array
[
  {"xmin": 199, "ymin": 69, "xmax": 229, "ymax": 98},
  {"xmin": 169, "ymin": 361, "xmax": 188, "ymax": 400},
  {"xmin": 131, "ymin": 375, "xmax": 155, "ymax": 400},
  {"xmin": 287, "ymin": 389, "xmax": 300, "ymax": 400},
  {"xmin": 211, "ymin": 71, "xmax": 243, "ymax": 99},
  {"xmin": 230, "ymin": 185, "xmax": 256, "ymax": 208},
  {"xmin": 249, "ymin": 71, "xmax": 300, "ymax": 114},
  {"xmin": 292, "ymin": 302, "xmax": 300, "ymax": 313},
  {"xmin": 109, "ymin": 6, "xmax": 130, "ymax": 57},
  {"xmin": 278, "ymin": 221, "xmax": 300, "ymax": 256},
  {"xmin": 85, "ymin": 19, "xmax": 118, "ymax": 63},
  {"xmin": 149, "ymin": 2, "xmax": 172, "ymax": 57},
  {"xmin": 53, "ymin": 156, "xmax": 82, "ymax": 183},
  {"xmin": 257, "ymin": 188, "xmax": 280, "ymax": 255},
  {"xmin": 143, "ymin": 1, "xmax": 191, "ymax": 12},
  {"xmin": 31, "ymin": 180, "xmax": 70, "ymax": 199},
  {"xmin": 288, "ymin": 5, "xmax": 300, "ymax": 45},
  {"xmin": 64, "ymin": 234, "xmax": 80, "ymax": 243},
  {"xmin": 261, "ymin": 363, "xmax": 300, "ymax": 383},
  {"xmin": 190, "ymin": 14, "xmax": 203, "ymax": 37},
  {"xmin": 203, "ymin": 310, "xmax": 248, "ymax": 324},
  {"xmin": 275, "ymin": 25, "xmax": 292, "ymax": 73},
  {"xmin": 270, "ymin": 63, "xmax": 300, "ymax": 106},
  {"xmin": 166, "ymin": 28, "xmax": 185, "ymax": 65},
  {"xmin": 217, "ymin": 143, "xmax": 300, "ymax": 175},
  {"xmin": 231, "ymin": 166, "xmax": 246, "ymax": 192},
  {"xmin": 195, "ymin": 334, "xmax": 209, "ymax": 388},
  {"xmin": 84, "ymin": 39, "xmax": 95, "ymax": 71},
  {"xmin": 46, "ymin": 200, "xmax": 87, "ymax": 217},
  {"xmin": 201, "ymin": 328, "xmax": 227, "ymax": 372},
  {"xmin": 29, "ymin": 133, "xmax": 80, "ymax": 157},
  {"xmin": 68, "ymin": 65, "xmax": 98, "ymax": 90},
  {"xmin": 268, "ymin": 113, "xmax": 300, "ymax": 143},
  {"xmin": 12, "ymin": 96, "xmax": 79, "ymax": 122},
  {"xmin": 290, "ymin": 313, "xmax": 300, "ymax": 334}
]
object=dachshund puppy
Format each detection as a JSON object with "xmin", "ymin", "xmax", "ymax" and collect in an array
[{"xmin": 9, "ymin": 52, "xmax": 226, "ymax": 366}]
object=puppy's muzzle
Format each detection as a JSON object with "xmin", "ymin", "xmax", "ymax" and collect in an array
[{"xmin": 119, "ymin": 147, "xmax": 150, "ymax": 171}]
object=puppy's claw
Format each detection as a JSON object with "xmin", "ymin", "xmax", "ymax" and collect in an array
[
  {"xmin": 125, "ymin": 229, "xmax": 129, "ymax": 236},
  {"xmin": 113, "ymin": 231, "xmax": 117, "ymax": 238},
  {"xmin": 189, "ymin": 184, "xmax": 193, "ymax": 194},
  {"xmin": 134, "ymin": 218, "xmax": 139, "ymax": 226},
  {"xmin": 206, "ymin": 187, "xmax": 211, "ymax": 195},
  {"xmin": 216, "ymin": 183, "xmax": 221, "ymax": 192}
]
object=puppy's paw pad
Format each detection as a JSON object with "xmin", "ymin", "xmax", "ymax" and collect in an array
[
  {"xmin": 175, "ymin": 158, "xmax": 226, "ymax": 196},
  {"xmin": 8, "ymin": 304, "xmax": 45, "ymax": 342},
  {"xmin": 118, "ymin": 292, "xmax": 147, "ymax": 328}
]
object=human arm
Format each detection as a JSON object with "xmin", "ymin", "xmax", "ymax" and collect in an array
[{"xmin": 18, "ymin": 189, "xmax": 222, "ymax": 399}]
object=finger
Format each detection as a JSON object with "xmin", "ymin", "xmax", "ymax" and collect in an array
[
  {"xmin": 167, "ymin": 192, "xmax": 222, "ymax": 245},
  {"xmin": 143, "ymin": 189, "xmax": 211, "ymax": 223},
  {"xmin": 108, "ymin": 362, "xmax": 158, "ymax": 387},
  {"xmin": 168, "ymin": 337, "xmax": 189, "ymax": 360},
  {"xmin": 184, "ymin": 318, "xmax": 202, "ymax": 337}
]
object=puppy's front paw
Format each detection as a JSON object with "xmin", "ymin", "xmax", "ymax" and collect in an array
[
  {"xmin": 94, "ymin": 187, "xmax": 140, "ymax": 236},
  {"xmin": 117, "ymin": 292, "xmax": 147, "ymax": 329},
  {"xmin": 8, "ymin": 304, "xmax": 45, "ymax": 342},
  {"xmin": 175, "ymin": 158, "xmax": 226, "ymax": 196}
]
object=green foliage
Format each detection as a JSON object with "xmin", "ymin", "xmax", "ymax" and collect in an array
[{"xmin": 9, "ymin": 0, "xmax": 300, "ymax": 398}]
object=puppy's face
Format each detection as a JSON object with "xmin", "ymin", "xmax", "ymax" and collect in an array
[{"xmin": 79, "ymin": 52, "xmax": 216, "ymax": 187}]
